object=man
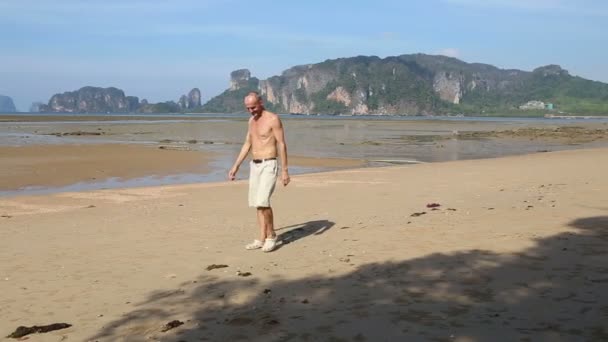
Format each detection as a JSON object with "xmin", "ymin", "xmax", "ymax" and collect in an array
[{"xmin": 228, "ymin": 92, "xmax": 290, "ymax": 252}]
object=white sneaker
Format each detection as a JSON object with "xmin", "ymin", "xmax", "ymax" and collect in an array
[
  {"xmin": 262, "ymin": 237, "xmax": 278, "ymax": 252},
  {"xmin": 245, "ymin": 239, "xmax": 263, "ymax": 250}
]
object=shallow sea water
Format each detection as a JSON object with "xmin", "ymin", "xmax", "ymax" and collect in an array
[{"xmin": 1, "ymin": 113, "xmax": 607, "ymax": 195}]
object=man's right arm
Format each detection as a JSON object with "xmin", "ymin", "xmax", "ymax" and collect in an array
[{"xmin": 228, "ymin": 131, "xmax": 252, "ymax": 181}]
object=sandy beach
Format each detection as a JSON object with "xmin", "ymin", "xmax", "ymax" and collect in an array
[{"xmin": 1, "ymin": 147, "xmax": 607, "ymax": 341}]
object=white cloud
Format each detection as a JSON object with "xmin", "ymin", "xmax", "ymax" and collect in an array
[
  {"xmin": 0, "ymin": 0, "xmax": 229, "ymax": 13},
  {"xmin": 442, "ymin": 0, "xmax": 608, "ymax": 16},
  {"xmin": 0, "ymin": 0, "xmax": 236, "ymax": 30},
  {"xmin": 0, "ymin": 54, "xmax": 236, "ymax": 78},
  {"xmin": 444, "ymin": 0, "xmax": 565, "ymax": 10},
  {"xmin": 437, "ymin": 48, "xmax": 461, "ymax": 58},
  {"xmin": 91, "ymin": 23, "xmax": 415, "ymax": 52},
  {"xmin": 380, "ymin": 32, "xmax": 399, "ymax": 40}
]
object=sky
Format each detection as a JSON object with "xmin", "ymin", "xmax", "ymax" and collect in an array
[{"xmin": 1, "ymin": 0, "xmax": 607, "ymax": 111}]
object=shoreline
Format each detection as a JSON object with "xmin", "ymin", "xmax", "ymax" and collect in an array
[
  {"xmin": 0, "ymin": 143, "xmax": 367, "ymax": 196},
  {"xmin": 1, "ymin": 142, "xmax": 606, "ymax": 197}
]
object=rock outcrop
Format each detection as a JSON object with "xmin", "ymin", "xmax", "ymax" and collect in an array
[
  {"xmin": 177, "ymin": 88, "xmax": 202, "ymax": 110},
  {"xmin": 433, "ymin": 72, "xmax": 464, "ymax": 104},
  {"xmin": 187, "ymin": 88, "xmax": 201, "ymax": 108},
  {"xmin": 39, "ymin": 86, "xmax": 203, "ymax": 113},
  {"xmin": 519, "ymin": 100, "xmax": 546, "ymax": 110},
  {"xmin": 39, "ymin": 87, "xmax": 138, "ymax": 113},
  {"xmin": 178, "ymin": 95, "xmax": 188, "ymax": 109},
  {"xmin": 230, "ymin": 69, "xmax": 252, "ymax": 91},
  {"xmin": 0, "ymin": 95, "xmax": 17, "ymax": 112},
  {"xmin": 30, "ymin": 102, "xmax": 44, "ymax": 112}
]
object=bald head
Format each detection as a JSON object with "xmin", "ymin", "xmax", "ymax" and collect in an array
[
  {"xmin": 245, "ymin": 91, "xmax": 262, "ymax": 103},
  {"xmin": 244, "ymin": 91, "xmax": 264, "ymax": 116}
]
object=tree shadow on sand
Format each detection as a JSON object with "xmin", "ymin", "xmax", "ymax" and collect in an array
[{"xmin": 90, "ymin": 216, "xmax": 608, "ymax": 341}]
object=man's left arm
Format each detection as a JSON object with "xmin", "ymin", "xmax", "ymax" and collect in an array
[{"xmin": 273, "ymin": 116, "xmax": 290, "ymax": 186}]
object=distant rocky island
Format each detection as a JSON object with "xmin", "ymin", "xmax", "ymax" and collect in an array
[
  {"xmin": 203, "ymin": 54, "xmax": 608, "ymax": 116},
  {"xmin": 38, "ymin": 87, "xmax": 201, "ymax": 114},
  {"xmin": 0, "ymin": 95, "xmax": 17, "ymax": 112},
  {"xmin": 36, "ymin": 53, "xmax": 608, "ymax": 116}
]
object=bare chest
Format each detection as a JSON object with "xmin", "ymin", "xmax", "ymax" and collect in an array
[{"xmin": 250, "ymin": 120, "xmax": 273, "ymax": 140}]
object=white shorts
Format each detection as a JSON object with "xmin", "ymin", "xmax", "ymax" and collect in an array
[{"xmin": 248, "ymin": 159, "xmax": 278, "ymax": 208}]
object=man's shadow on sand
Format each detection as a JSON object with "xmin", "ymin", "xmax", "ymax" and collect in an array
[{"xmin": 275, "ymin": 219, "xmax": 334, "ymax": 250}]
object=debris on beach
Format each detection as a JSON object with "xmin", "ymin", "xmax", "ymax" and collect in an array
[
  {"xmin": 264, "ymin": 319, "xmax": 280, "ymax": 326},
  {"xmin": 1, "ymin": 214, "xmax": 12, "ymax": 218},
  {"xmin": 236, "ymin": 271, "xmax": 252, "ymax": 277},
  {"xmin": 226, "ymin": 316, "xmax": 253, "ymax": 326},
  {"xmin": 426, "ymin": 203, "xmax": 441, "ymax": 208},
  {"xmin": 49, "ymin": 131, "xmax": 103, "ymax": 136},
  {"xmin": 410, "ymin": 212, "xmax": 426, "ymax": 217},
  {"xmin": 7, "ymin": 323, "xmax": 72, "ymax": 338},
  {"xmin": 160, "ymin": 320, "xmax": 184, "ymax": 332},
  {"xmin": 158, "ymin": 145, "xmax": 192, "ymax": 151},
  {"xmin": 206, "ymin": 264, "xmax": 229, "ymax": 271}
]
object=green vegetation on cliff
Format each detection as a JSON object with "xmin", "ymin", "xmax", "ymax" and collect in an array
[
  {"xmin": 39, "ymin": 55, "xmax": 608, "ymax": 116},
  {"xmin": 202, "ymin": 54, "xmax": 608, "ymax": 116},
  {"xmin": 200, "ymin": 77, "xmax": 281, "ymax": 113},
  {"xmin": 40, "ymin": 87, "xmax": 203, "ymax": 114},
  {"xmin": 40, "ymin": 87, "xmax": 136, "ymax": 113},
  {"xmin": 201, "ymin": 78, "xmax": 259, "ymax": 113}
]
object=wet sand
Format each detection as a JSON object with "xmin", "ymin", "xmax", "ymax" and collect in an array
[
  {"xmin": 0, "ymin": 144, "xmax": 366, "ymax": 193},
  {"xmin": 0, "ymin": 144, "xmax": 214, "ymax": 191},
  {"xmin": 0, "ymin": 147, "xmax": 606, "ymax": 341}
]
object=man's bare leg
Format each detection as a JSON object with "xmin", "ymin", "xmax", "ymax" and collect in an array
[
  {"xmin": 245, "ymin": 209, "xmax": 268, "ymax": 250},
  {"xmin": 257, "ymin": 207, "xmax": 275, "ymax": 240},
  {"xmin": 264, "ymin": 207, "xmax": 275, "ymax": 239},
  {"xmin": 256, "ymin": 208, "xmax": 265, "ymax": 241}
]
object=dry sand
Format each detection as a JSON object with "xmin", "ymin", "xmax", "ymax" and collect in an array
[{"xmin": 1, "ymin": 148, "xmax": 607, "ymax": 341}]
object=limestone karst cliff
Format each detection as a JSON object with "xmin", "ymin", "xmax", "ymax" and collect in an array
[
  {"xmin": 201, "ymin": 54, "xmax": 608, "ymax": 115},
  {"xmin": 0, "ymin": 95, "xmax": 17, "ymax": 112},
  {"xmin": 39, "ymin": 87, "xmax": 137, "ymax": 113},
  {"xmin": 40, "ymin": 87, "xmax": 202, "ymax": 113}
]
